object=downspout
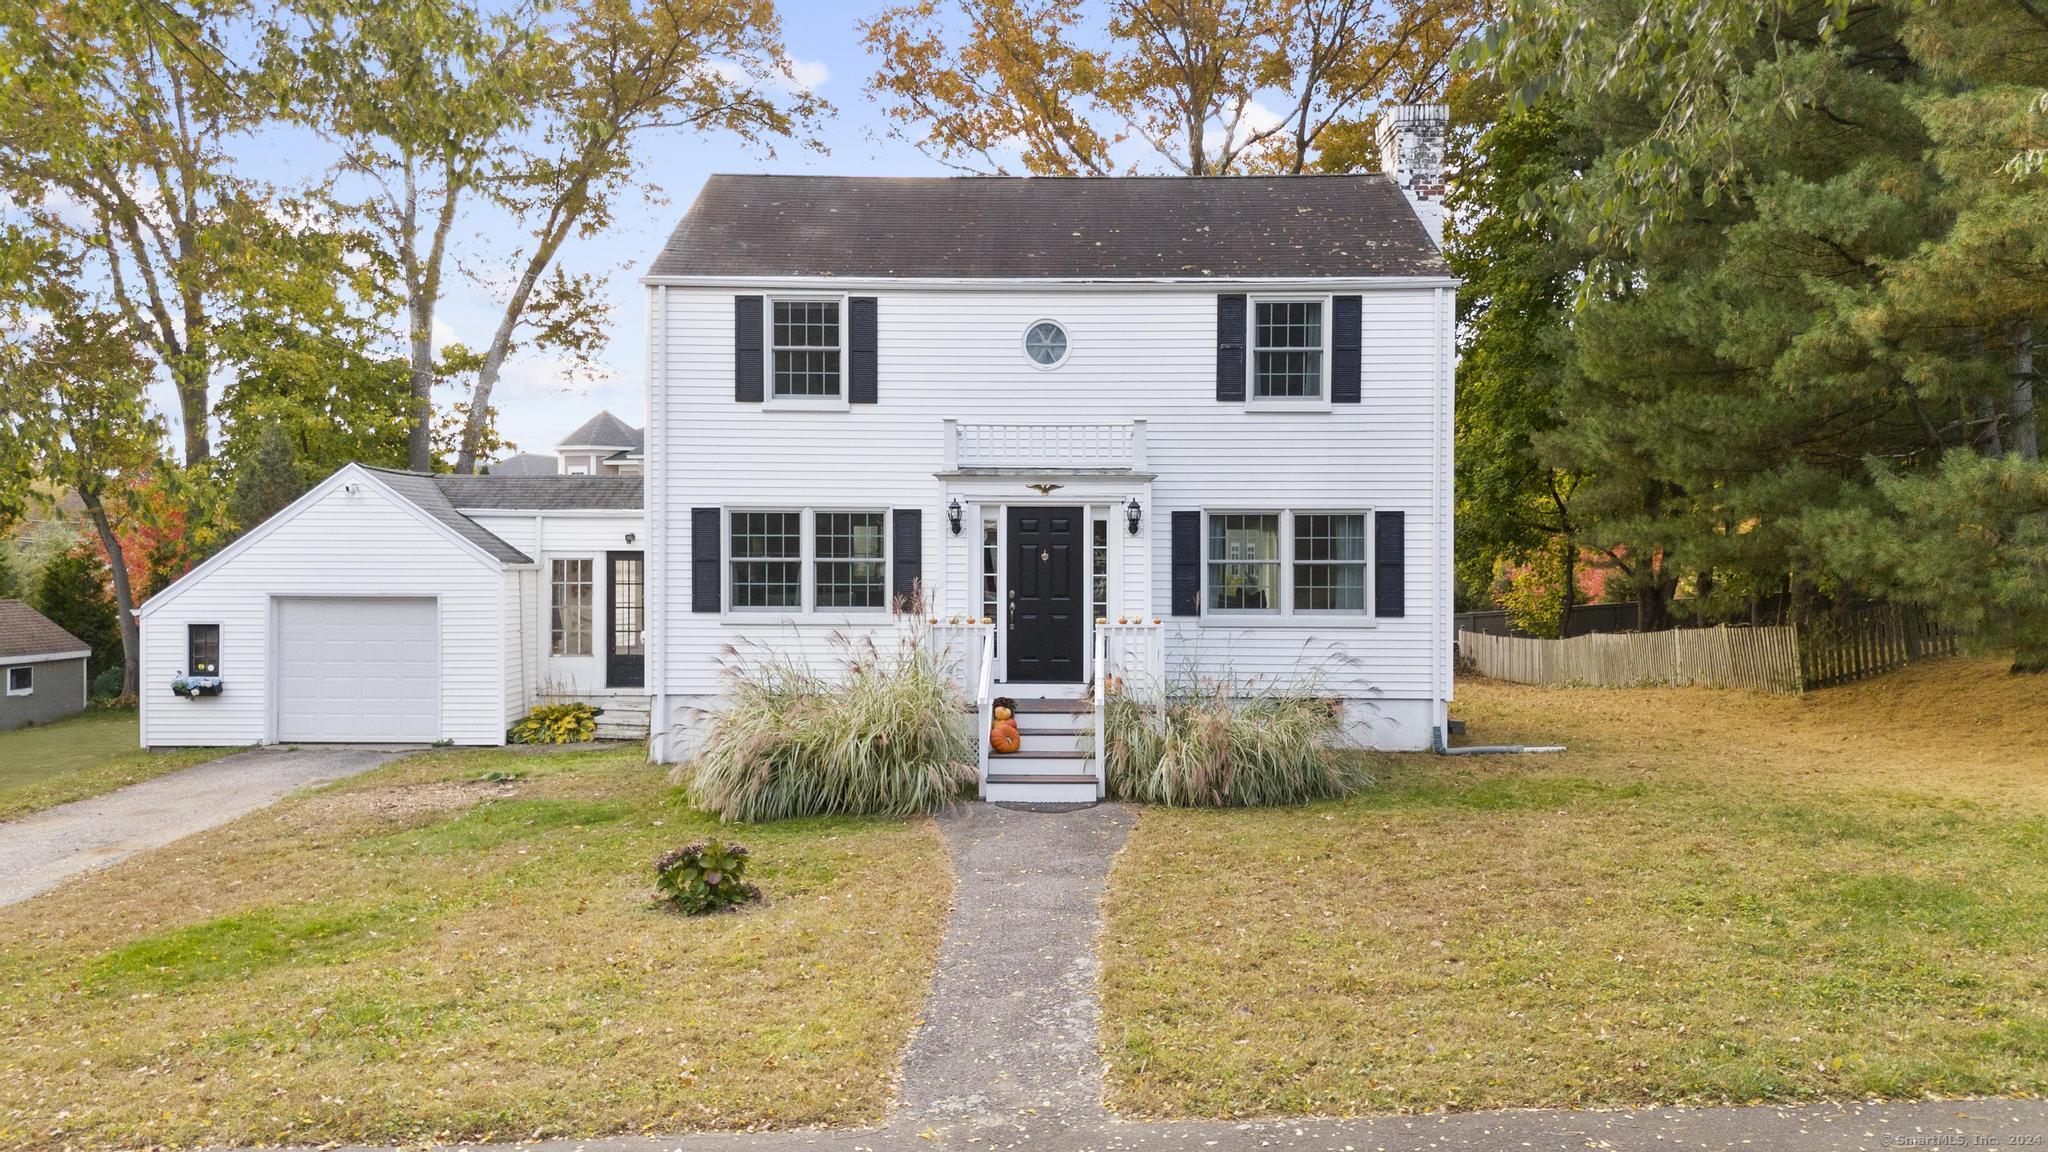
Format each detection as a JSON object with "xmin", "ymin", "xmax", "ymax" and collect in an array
[{"xmin": 1433, "ymin": 726, "xmax": 1565, "ymax": 756}]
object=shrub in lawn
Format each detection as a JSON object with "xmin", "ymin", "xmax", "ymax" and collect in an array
[
  {"xmin": 685, "ymin": 628, "xmax": 976, "ymax": 822},
  {"xmin": 655, "ymin": 841, "xmax": 761, "ymax": 915},
  {"xmin": 509, "ymin": 702, "xmax": 601, "ymax": 744},
  {"xmin": 1103, "ymin": 678, "xmax": 1366, "ymax": 807}
]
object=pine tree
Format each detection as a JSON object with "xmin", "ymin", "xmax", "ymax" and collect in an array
[{"xmin": 33, "ymin": 545, "xmax": 120, "ymax": 682}]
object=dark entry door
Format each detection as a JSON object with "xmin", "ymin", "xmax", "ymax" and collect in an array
[
  {"xmin": 1006, "ymin": 507, "xmax": 1085, "ymax": 682},
  {"xmin": 607, "ymin": 551, "xmax": 645, "ymax": 689}
]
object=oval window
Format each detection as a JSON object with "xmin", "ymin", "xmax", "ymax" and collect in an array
[{"xmin": 1024, "ymin": 320, "xmax": 1068, "ymax": 367}]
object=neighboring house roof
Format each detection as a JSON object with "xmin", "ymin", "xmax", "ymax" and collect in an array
[
  {"xmin": 362, "ymin": 468, "xmax": 536, "ymax": 565},
  {"xmin": 558, "ymin": 411, "xmax": 643, "ymax": 450},
  {"xmin": 0, "ymin": 599, "xmax": 90, "ymax": 661},
  {"xmin": 488, "ymin": 452, "xmax": 560, "ymax": 476},
  {"xmin": 648, "ymin": 173, "xmax": 1451, "ymax": 281},
  {"xmin": 432, "ymin": 474, "xmax": 644, "ymax": 512}
]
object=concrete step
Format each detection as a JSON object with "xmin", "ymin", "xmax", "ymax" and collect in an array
[
  {"xmin": 1013, "ymin": 711, "xmax": 1093, "ymax": 736},
  {"xmin": 1008, "ymin": 697, "xmax": 1092, "ymax": 714}
]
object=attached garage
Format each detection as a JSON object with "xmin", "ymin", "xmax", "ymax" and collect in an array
[{"xmin": 275, "ymin": 597, "xmax": 441, "ymax": 742}]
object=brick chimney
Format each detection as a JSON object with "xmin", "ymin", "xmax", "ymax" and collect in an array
[{"xmin": 1376, "ymin": 103, "xmax": 1448, "ymax": 248}]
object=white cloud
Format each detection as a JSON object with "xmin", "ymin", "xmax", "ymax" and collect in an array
[
  {"xmin": 709, "ymin": 55, "xmax": 829, "ymax": 96},
  {"xmin": 1238, "ymin": 97, "xmax": 1287, "ymax": 135}
]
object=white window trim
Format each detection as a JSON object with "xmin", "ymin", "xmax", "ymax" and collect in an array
[
  {"xmin": 5, "ymin": 665, "xmax": 30, "ymax": 696},
  {"xmin": 1245, "ymin": 294, "xmax": 1335, "ymax": 413},
  {"xmin": 1022, "ymin": 318, "xmax": 1070, "ymax": 370},
  {"xmin": 764, "ymin": 294, "xmax": 852, "ymax": 411},
  {"xmin": 1199, "ymin": 508, "xmax": 1374, "ymax": 625},
  {"xmin": 550, "ymin": 557, "xmax": 597, "ymax": 658},
  {"xmin": 721, "ymin": 506, "xmax": 895, "ymax": 623}
]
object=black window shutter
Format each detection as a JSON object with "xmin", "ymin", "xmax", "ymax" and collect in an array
[
  {"xmin": 1333, "ymin": 294, "xmax": 1362, "ymax": 403},
  {"xmin": 691, "ymin": 507, "xmax": 721, "ymax": 613},
  {"xmin": 734, "ymin": 296, "xmax": 764, "ymax": 402},
  {"xmin": 1171, "ymin": 511, "xmax": 1202, "ymax": 616},
  {"xmin": 1375, "ymin": 510, "xmax": 1405, "ymax": 618},
  {"xmin": 892, "ymin": 508, "xmax": 922, "ymax": 611},
  {"xmin": 1216, "ymin": 295, "xmax": 1247, "ymax": 402},
  {"xmin": 849, "ymin": 296, "xmax": 878, "ymax": 404}
]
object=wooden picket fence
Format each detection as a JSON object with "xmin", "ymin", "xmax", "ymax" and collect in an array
[
  {"xmin": 1460, "ymin": 607, "xmax": 1957, "ymax": 694},
  {"xmin": 1799, "ymin": 604, "xmax": 1957, "ymax": 689}
]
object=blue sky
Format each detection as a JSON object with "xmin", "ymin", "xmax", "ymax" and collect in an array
[{"xmin": 436, "ymin": 0, "xmax": 946, "ymax": 457}]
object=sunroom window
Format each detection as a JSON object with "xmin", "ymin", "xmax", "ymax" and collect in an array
[
  {"xmin": 771, "ymin": 300, "xmax": 841, "ymax": 397},
  {"xmin": 730, "ymin": 511, "xmax": 803, "ymax": 609},
  {"xmin": 1253, "ymin": 300, "xmax": 1323, "ymax": 398},
  {"xmin": 550, "ymin": 559, "xmax": 592, "ymax": 655},
  {"xmin": 814, "ymin": 511, "xmax": 886, "ymax": 610}
]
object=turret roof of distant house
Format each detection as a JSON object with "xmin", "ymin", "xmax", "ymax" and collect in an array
[
  {"xmin": 0, "ymin": 599, "xmax": 90, "ymax": 661},
  {"xmin": 488, "ymin": 452, "xmax": 560, "ymax": 477},
  {"xmin": 649, "ymin": 173, "xmax": 1451, "ymax": 281},
  {"xmin": 558, "ymin": 411, "xmax": 643, "ymax": 450}
]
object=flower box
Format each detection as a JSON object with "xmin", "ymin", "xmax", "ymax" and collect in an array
[{"xmin": 170, "ymin": 676, "xmax": 224, "ymax": 699}]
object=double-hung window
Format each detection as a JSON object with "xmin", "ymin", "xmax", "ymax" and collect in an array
[
  {"xmin": 814, "ymin": 512, "xmax": 887, "ymax": 610},
  {"xmin": 730, "ymin": 511, "xmax": 804, "ymax": 609},
  {"xmin": 1206, "ymin": 511, "xmax": 1369, "ymax": 618},
  {"xmin": 771, "ymin": 299, "xmax": 842, "ymax": 398},
  {"xmin": 1251, "ymin": 299, "xmax": 1325, "ymax": 400},
  {"xmin": 729, "ymin": 508, "xmax": 891, "ymax": 615},
  {"xmin": 551, "ymin": 559, "xmax": 593, "ymax": 655}
]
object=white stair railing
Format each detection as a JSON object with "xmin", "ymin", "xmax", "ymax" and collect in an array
[
  {"xmin": 1091, "ymin": 628, "xmax": 1108, "ymax": 799},
  {"xmin": 975, "ymin": 625, "xmax": 996, "ymax": 794}
]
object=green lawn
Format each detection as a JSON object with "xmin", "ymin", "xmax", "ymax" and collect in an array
[
  {"xmin": 1102, "ymin": 657, "xmax": 2048, "ymax": 1118},
  {"xmin": 0, "ymin": 745, "xmax": 952, "ymax": 1151},
  {"xmin": 0, "ymin": 710, "xmax": 229, "ymax": 821}
]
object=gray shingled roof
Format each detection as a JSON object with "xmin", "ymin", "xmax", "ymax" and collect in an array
[
  {"xmin": 488, "ymin": 452, "xmax": 560, "ymax": 476},
  {"xmin": 648, "ymin": 174, "xmax": 1449, "ymax": 280},
  {"xmin": 0, "ymin": 599, "xmax": 89, "ymax": 661},
  {"xmin": 362, "ymin": 469, "xmax": 533, "ymax": 565},
  {"xmin": 362, "ymin": 469, "xmax": 646, "ymax": 564},
  {"xmin": 558, "ymin": 411, "xmax": 643, "ymax": 449},
  {"xmin": 434, "ymin": 475, "xmax": 643, "ymax": 512}
]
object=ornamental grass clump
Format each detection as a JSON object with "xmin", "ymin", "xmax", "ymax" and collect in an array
[
  {"xmin": 685, "ymin": 629, "xmax": 976, "ymax": 822},
  {"xmin": 654, "ymin": 841, "xmax": 760, "ymax": 915},
  {"xmin": 1103, "ymin": 678, "xmax": 1366, "ymax": 807}
]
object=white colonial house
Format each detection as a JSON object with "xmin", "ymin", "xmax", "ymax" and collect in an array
[
  {"xmin": 644, "ymin": 107, "xmax": 1457, "ymax": 802},
  {"xmin": 136, "ymin": 466, "xmax": 648, "ymax": 747}
]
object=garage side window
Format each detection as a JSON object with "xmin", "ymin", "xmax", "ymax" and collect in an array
[
  {"xmin": 551, "ymin": 559, "xmax": 593, "ymax": 656},
  {"xmin": 188, "ymin": 624, "xmax": 220, "ymax": 676},
  {"xmin": 5, "ymin": 666, "xmax": 29, "ymax": 696}
]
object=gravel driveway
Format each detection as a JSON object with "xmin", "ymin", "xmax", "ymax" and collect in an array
[{"xmin": 0, "ymin": 745, "xmax": 413, "ymax": 906}]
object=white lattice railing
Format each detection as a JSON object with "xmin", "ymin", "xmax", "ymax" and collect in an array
[
  {"xmin": 944, "ymin": 419, "xmax": 1147, "ymax": 471},
  {"xmin": 929, "ymin": 621, "xmax": 997, "ymax": 790},
  {"xmin": 1097, "ymin": 620, "xmax": 1166, "ymax": 699}
]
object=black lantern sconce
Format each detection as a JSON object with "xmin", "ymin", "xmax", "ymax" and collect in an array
[
  {"xmin": 1124, "ymin": 497, "xmax": 1143, "ymax": 536},
  {"xmin": 947, "ymin": 498, "xmax": 964, "ymax": 535}
]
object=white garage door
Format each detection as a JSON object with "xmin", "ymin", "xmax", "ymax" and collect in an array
[{"xmin": 276, "ymin": 597, "xmax": 440, "ymax": 742}]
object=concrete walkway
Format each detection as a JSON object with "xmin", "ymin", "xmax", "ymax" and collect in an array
[{"xmin": 0, "ymin": 745, "xmax": 411, "ymax": 905}]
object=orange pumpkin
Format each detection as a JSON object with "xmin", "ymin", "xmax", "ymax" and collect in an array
[
  {"xmin": 993, "ymin": 705, "xmax": 1013, "ymax": 722},
  {"xmin": 989, "ymin": 720, "xmax": 1021, "ymax": 754}
]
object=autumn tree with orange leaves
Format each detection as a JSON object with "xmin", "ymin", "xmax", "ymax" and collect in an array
[{"xmin": 860, "ymin": 0, "xmax": 1489, "ymax": 176}]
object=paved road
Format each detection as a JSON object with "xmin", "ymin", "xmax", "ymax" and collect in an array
[{"xmin": 0, "ymin": 745, "xmax": 412, "ymax": 906}]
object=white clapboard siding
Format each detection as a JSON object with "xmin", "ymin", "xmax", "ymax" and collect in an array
[
  {"xmin": 650, "ymin": 284, "xmax": 1453, "ymax": 752},
  {"xmin": 467, "ymin": 510, "xmax": 645, "ymax": 700},
  {"xmin": 138, "ymin": 477, "xmax": 512, "ymax": 747}
]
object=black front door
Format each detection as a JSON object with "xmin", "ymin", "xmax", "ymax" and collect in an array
[
  {"xmin": 607, "ymin": 551, "xmax": 645, "ymax": 689},
  {"xmin": 1006, "ymin": 507, "xmax": 1085, "ymax": 682}
]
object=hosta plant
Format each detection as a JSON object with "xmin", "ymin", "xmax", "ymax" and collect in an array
[
  {"xmin": 509, "ymin": 702, "xmax": 601, "ymax": 744},
  {"xmin": 655, "ymin": 841, "xmax": 761, "ymax": 916}
]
